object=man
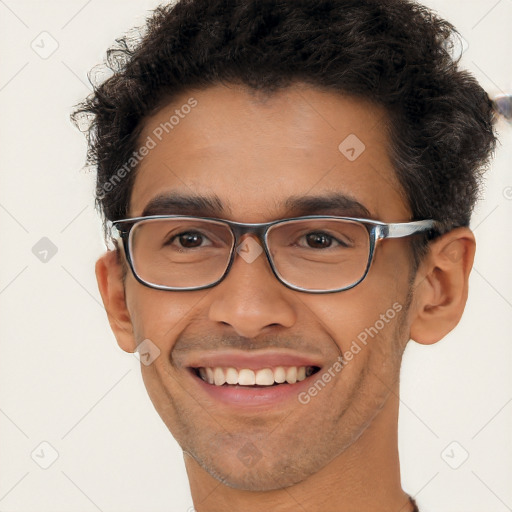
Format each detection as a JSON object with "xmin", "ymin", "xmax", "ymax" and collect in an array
[{"xmin": 73, "ymin": 0, "xmax": 496, "ymax": 510}]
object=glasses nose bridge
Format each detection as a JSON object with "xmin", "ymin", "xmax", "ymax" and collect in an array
[
  {"xmin": 229, "ymin": 222, "xmax": 269, "ymax": 247},
  {"xmin": 228, "ymin": 221, "xmax": 275, "ymax": 270}
]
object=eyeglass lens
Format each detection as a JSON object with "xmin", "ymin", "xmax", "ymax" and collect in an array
[{"xmin": 129, "ymin": 217, "xmax": 370, "ymax": 291}]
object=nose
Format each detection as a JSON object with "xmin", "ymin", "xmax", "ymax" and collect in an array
[{"xmin": 207, "ymin": 236, "xmax": 297, "ymax": 338}]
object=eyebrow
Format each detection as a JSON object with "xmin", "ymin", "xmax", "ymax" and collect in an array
[
  {"xmin": 283, "ymin": 193, "xmax": 373, "ymax": 219},
  {"xmin": 141, "ymin": 193, "xmax": 227, "ymax": 217},
  {"xmin": 140, "ymin": 192, "xmax": 373, "ymax": 219}
]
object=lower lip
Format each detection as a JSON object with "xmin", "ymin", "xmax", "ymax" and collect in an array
[{"xmin": 187, "ymin": 369, "xmax": 320, "ymax": 408}]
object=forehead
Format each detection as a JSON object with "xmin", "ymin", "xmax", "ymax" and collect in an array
[{"xmin": 130, "ymin": 83, "xmax": 410, "ymax": 222}]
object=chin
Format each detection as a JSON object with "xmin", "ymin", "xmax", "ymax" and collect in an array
[
  {"xmin": 189, "ymin": 442, "xmax": 332, "ymax": 492},
  {"xmin": 208, "ymin": 464, "xmax": 310, "ymax": 492}
]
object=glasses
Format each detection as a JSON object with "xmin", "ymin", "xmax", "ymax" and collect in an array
[{"xmin": 111, "ymin": 215, "xmax": 436, "ymax": 294}]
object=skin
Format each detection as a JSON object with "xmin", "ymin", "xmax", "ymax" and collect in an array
[{"xmin": 96, "ymin": 83, "xmax": 475, "ymax": 512}]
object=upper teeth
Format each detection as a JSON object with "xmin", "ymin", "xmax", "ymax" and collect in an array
[{"xmin": 198, "ymin": 366, "xmax": 314, "ymax": 386}]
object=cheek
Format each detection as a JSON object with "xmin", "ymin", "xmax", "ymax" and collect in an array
[
  {"xmin": 125, "ymin": 278, "xmax": 212, "ymax": 347},
  {"xmin": 298, "ymin": 287, "xmax": 410, "ymax": 428},
  {"xmin": 304, "ymin": 290, "xmax": 406, "ymax": 349},
  {"xmin": 298, "ymin": 252, "xmax": 412, "ymax": 372}
]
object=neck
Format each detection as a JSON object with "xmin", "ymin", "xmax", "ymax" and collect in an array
[{"xmin": 184, "ymin": 393, "xmax": 413, "ymax": 512}]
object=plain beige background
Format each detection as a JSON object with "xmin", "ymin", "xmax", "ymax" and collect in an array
[{"xmin": 0, "ymin": 1, "xmax": 511, "ymax": 510}]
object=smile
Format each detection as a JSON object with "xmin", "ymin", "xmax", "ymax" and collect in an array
[
  {"xmin": 193, "ymin": 365, "xmax": 320, "ymax": 387},
  {"xmin": 183, "ymin": 350, "xmax": 325, "ymax": 407}
]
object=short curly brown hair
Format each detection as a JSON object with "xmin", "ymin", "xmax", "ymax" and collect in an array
[{"xmin": 72, "ymin": 0, "xmax": 497, "ymax": 265}]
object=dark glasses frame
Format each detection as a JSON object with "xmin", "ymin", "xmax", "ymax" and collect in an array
[{"xmin": 110, "ymin": 215, "xmax": 437, "ymax": 294}]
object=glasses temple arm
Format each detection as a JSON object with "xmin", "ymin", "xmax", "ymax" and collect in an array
[{"xmin": 383, "ymin": 220, "xmax": 437, "ymax": 239}]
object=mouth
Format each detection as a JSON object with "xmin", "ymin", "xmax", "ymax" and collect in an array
[
  {"xmin": 191, "ymin": 365, "xmax": 321, "ymax": 387},
  {"xmin": 183, "ymin": 350, "xmax": 326, "ymax": 408}
]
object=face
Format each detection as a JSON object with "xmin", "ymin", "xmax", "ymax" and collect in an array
[{"xmin": 118, "ymin": 83, "xmax": 416, "ymax": 490}]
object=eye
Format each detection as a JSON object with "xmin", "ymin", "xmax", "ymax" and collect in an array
[
  {"xmin": 168, "ymin": 231, "xmax": 212, "ymax": 249},
  {"xmin": 304, "ymin": 232, "xmax": 336, "ymax": 249},
  {"xmin": 297, "ymin": 231, "xmax": 351, "ymax": 249}
]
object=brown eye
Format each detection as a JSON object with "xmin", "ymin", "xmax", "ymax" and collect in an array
[
  {"xmin": 177, "ymin": 232, "xmax": 205, "ymax": 248},
  {"xmin": 180, "ymin": 233, "xmax": 203, "ymax": 247},
  {"xmin": 163, "ymin": 231, "xmax": 210, "ymax": 249},
  {"xmin": 306, "ymin": 232, "xmax": 334, "ymax": 249}
]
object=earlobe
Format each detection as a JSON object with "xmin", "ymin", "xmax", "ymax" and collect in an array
[
  {"xmin": 95, "ymin": 250, "xmax": 137, "ymax": 353},
  {"xmin": 410, "ymin": 227, "xmax": 476, "ymax": 345}
]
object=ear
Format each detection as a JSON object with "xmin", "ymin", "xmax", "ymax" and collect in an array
[
  {"xmin": 95, "ymin": 250, "xmax": 137, "ymax": 353},
  {"xmin": 410, "ymin": 227, "xmax": 476, "ymax": 345}
]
